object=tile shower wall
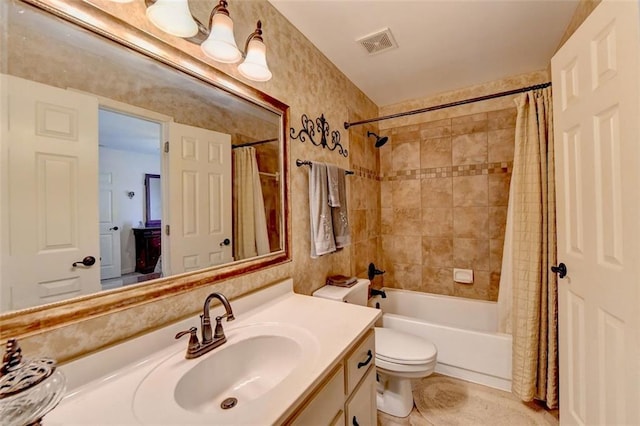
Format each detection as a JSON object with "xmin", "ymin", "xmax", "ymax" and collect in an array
[
  {"xmin": 348, "ymin": 119, "xmax": 382, "ymax": 280},
  {"xmin": 380, "ymin": 110, "xmax": 515, "ymax": 301}
]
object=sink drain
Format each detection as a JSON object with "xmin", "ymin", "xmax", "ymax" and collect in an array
[{"xmin": 221, "ymin": 397, "xmax": 238, "ymax": 409}]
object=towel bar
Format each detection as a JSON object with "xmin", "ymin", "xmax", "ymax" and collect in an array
[{"xmin": 296, "ymin": 159, "xmax": 354, "ymax": 175}]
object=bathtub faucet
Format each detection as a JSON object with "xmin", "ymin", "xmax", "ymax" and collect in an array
[
  {"xmin": 368, "ymin": 263, "xmax": 386, "ymax": 281},
  {"xmin": 371, "ymin": 288, "xmax": 387, "ymax": 298}
]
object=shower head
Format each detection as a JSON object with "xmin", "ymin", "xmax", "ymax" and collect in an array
[{"xmin": 367, "ymin": 131, "xmax": 389, "ymax": 148}]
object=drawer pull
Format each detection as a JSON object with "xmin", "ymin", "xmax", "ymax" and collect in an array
[
  {"xmin": 352, "ymin": 416, "xmax": 359, "ymax": 426},
  {"xmin": 357, "ymin": 349, "xmax": 373, "ymax": 369}
]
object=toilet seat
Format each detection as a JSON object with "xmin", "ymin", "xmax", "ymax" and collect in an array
[{"xmin": 374, "ymin": 327, "xmax": 437, "ymax": 365}]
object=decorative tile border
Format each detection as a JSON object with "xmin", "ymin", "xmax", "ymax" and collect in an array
[
  {"xmin": 381, "ymin": 162, "xmax": 512, "ymax": 181},
  {"xmin": 349, "ymin": 162, "xmax": 512, "ymax": 181},
  {"xmin": 351, "ymin": 164, "xmax": 381, "ymax": 180}
]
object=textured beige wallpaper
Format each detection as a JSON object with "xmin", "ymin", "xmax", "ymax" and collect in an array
[{"xmin": 7, "ymin": 12, "xmax": 278, "ymax": 145}]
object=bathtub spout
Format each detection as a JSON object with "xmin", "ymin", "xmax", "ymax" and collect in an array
[{"xmin": 371, "ymin": 288, "xmax": 387, "ymax": 298}]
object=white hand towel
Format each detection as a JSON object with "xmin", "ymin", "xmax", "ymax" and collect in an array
[
  {"xmin": 326, "ymin": 164, "xmax": 351, "ymax": 248},
  {"xmin": 309, "ymin": 162, "xmax": 336, "ymax": 258}
]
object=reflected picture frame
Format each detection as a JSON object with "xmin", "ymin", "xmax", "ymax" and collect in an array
[{"xmin": 144, "ymin": 173, "xmax": 161, "ymax": 227}]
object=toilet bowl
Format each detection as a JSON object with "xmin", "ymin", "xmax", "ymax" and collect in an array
[
  {"xmin": 374, "ymin": 326, "xmax": 437, "ymax": 417},
  {"xmin": 312, "ymin": 279, "xmax": 438, "ymax": 418}
]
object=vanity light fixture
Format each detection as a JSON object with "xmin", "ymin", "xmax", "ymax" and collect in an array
[
  {"xmin": 144, "ymin": 0, "xmax": 272, "ymax": 82},
  {"xmin": 236, "ymin": 21, "xmax": 272, "ymax": 82},
  {"xmin": 200, "ymin": 0, "xmax": 241, "ymax": 63},
  {"xmin": 145, "ymin": 0, "xmax": 199, "ymax": 38}
]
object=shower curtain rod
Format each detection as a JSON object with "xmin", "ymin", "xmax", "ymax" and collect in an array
[
  {"xmin": 343, "ymin": 82, "xmax": 552, "ymax": 129},
  {"xmin": 232, "ymin": 138, "xmax": 278, "ymax": 149}
]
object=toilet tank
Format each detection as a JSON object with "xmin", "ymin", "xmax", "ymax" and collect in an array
[{"xmin": 312, "ymin": 279, "xmax": 370, "ymax": 306}]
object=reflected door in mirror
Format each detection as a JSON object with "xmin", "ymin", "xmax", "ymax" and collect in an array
[
  {"xmin": 168, "ymin": 123, "xmax": 233, "ymax": 274},
  {"xmin": 99, "ymin": 171, "xmax": 122, "ymax": 281},
  {"xmin": 0, "ymin": 75, "xmax": 101, "ymax": 311}
]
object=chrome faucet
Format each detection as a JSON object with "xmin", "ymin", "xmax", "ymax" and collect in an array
[{"xmin": 175, "ymin": 292, "xmax": 235, "ymax": 359}]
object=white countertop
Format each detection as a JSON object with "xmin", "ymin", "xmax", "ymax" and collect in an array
[{"xmin": 46, "ymin": 279, "xmax": 380, "ymax": 425}]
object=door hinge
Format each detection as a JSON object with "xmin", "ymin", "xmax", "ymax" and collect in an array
[
  {"xmin": 164, "ymin": 141, "xmax": 169, "ymax": 153},
  {"xmin": 165, "ymin": 224, "xmax": 170, "ymax": 235}
]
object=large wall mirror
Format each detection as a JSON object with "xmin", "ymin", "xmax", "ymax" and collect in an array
[{"xmin": 0, "ymin": 0, "xmax": 290, "ymax": 336}]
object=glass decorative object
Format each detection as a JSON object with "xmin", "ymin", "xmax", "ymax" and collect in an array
[{"xmin": 0, "ymin": 339, "xmax": 66, "ymax": 426}]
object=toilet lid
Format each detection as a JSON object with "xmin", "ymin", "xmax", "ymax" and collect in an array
[{"xmin": 375, "ymin": 327, "xmax": 437, "ymax": 365}]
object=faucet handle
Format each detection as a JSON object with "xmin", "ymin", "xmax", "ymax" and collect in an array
[
  {"xmin": 213, "ymin": 316, "xmax": 226, "ymax": 339},
  {"xmin": 175, "ymin": 327, "xmax": 200, "ymax": 356}
]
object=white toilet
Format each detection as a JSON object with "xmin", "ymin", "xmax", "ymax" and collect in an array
[{"xmin": 313, "ymin": 279, "xmax": 437, "ymax": 417}]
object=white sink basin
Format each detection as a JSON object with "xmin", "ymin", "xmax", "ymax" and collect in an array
[
  {"xmin": 175, "ymin": 334, "xmax": 301, "ymax": 413},
  {"xmin": 133, "ymin": 323, "xmax": 320, "ymax": 424}
]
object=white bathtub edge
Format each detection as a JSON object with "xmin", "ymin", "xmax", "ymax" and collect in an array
[{"xmin": 435, "ymin": 363, "xmax": 512, "ymax": 392}]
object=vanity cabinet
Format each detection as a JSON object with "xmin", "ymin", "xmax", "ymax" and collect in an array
[
  {"xmin": 133, "ymin": 227, "xmax": 161, "ymax": 273},
  {"xmin": 286, "ymin": 328, "xmax": 376, "ymax": 425},
  {"xmin": 346, "ymin": 368, "xmax": 376, "ymax": 426},
  {"xmin": 289, "ymin": 365, "xmax": 345, "ymax": 425}
]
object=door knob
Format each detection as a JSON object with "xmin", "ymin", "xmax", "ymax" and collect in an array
[
  {"xmin": 72, "ymin": 256, "xmax": 96, "ymax": 267},
  {"xmin": 219, "ymin": 238, "xmax": 231, "ymax": 246},
  {"xmin": 551, "ymin": 262, "xmax": 567, "ymax": 279},
  {"xmin": 109, "ymin": 226, "xmax": 119, "ymax": 231}
]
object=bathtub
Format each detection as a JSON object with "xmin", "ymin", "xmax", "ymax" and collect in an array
[{"xmin": 372, "ymin": 288, "xmax": 512, "ymax": 391}]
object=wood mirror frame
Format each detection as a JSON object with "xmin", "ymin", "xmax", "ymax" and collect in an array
[{"xmin": 0, "ymin": 0, "xmax": 290, "ymax": 341}]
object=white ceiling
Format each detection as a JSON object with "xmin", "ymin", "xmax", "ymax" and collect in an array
[
  {"xmin": 99, "ymin": 109, "xmax": 162, "ymax": 155},
  {"xmin": 268, "ymin": 0, "xmax": 579, "ymax": 106}
]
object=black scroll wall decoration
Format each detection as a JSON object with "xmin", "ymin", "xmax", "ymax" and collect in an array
[{"xmin": 290, "ymin": 113, "xmax": 348, "ymax": 157}]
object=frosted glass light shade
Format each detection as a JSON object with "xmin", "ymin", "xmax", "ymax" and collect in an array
[
  {"xmin": 238, "ymin": 38, "xmax": 272, "ymax": 82},
  {"xmin": 146, "ymin": 0, "xmax": 198, "ymax": 38},
  {"xmin": 201, "ymin": 13, "xmax": 242, "ymax": 63}
]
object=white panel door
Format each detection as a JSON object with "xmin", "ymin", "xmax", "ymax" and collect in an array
[
  {"xmin": 0, "ymin": 75, "xmax": 100, "ymax": 310},
  {"xmin": 167, "ymin": 122, "xmax": 232, "ymax": 275},
  {"xmin": 551, "ymin": 1, "xmax": 640, "ymax": 425},
  {"xmin": 99, "ymin": 172, "xmax": 121, "ymax": 280}
]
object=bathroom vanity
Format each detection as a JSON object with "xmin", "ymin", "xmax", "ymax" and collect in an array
[
  {"xmin": 45, "ymin": 279, "xmax": 380, "ymax": 425},
  {"xmin": 289, "ymin": 329, "xmax": 376, "ymax": 425},
  {"xmin": 132, "ymin": 227, "xmax": 162, "ymax": 274}
]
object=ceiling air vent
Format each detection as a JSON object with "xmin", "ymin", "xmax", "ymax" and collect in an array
[{"xmin": 356, "ymin": 28, "xmax": 398, "ymax": 55}]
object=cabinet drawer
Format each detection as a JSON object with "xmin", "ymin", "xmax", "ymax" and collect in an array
[
  {"xmin": 346, "ymin": 366, "xmax": 376, "ymax": 426},
  {"xmin": 345, "ymin": 329, "xmax": 375, "ymax": 395},
  {"xmin": 290, "ymin": 364, "xmax": 345, "ymax": 425}
]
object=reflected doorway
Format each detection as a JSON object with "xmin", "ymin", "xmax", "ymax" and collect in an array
[{"xmin": 98, "ymin": 108, "xmax": 162, "ymax": 289}]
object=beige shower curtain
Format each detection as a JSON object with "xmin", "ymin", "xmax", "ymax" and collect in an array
[
  {"xmin": 510, "ymin": 87, "xmax": 558, "ymax": 409},
  {"xmin": 233, "ymin": 147, "xmax": 270, "ymax": 261}
]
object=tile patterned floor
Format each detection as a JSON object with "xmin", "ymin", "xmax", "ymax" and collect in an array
[{"xmin": 377, "ymin": 374, "xmax": 559, "ymax": 426}]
